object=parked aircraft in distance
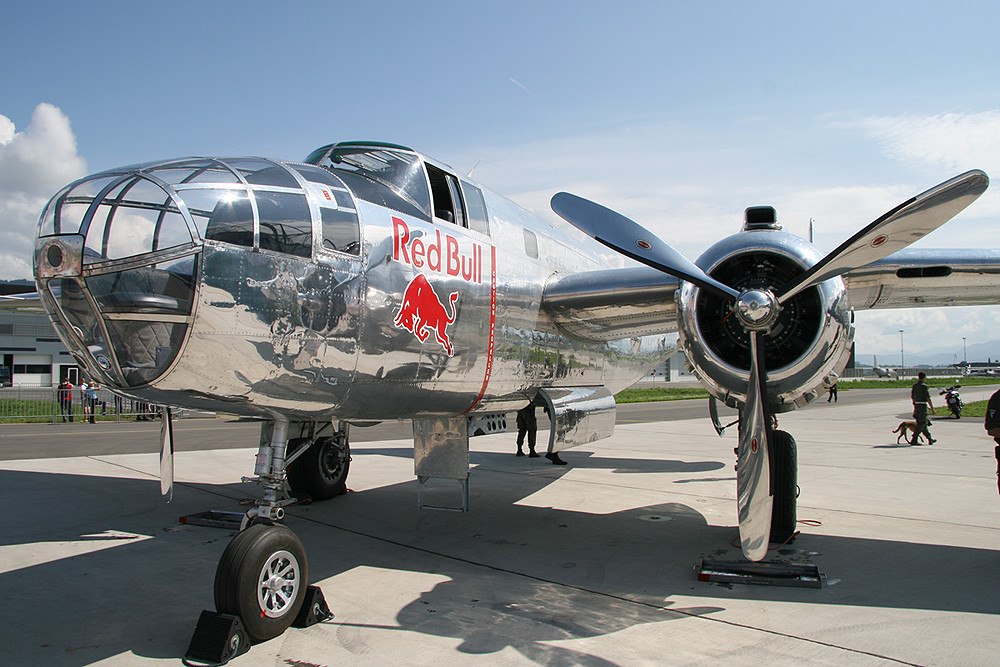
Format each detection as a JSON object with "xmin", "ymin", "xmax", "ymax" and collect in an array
[
  {"xmin": 30, "ymin": 139, "xmax": 996, "ymax": 642},
  {"xmin": 873, "ymin": 355, "xmax": 897, "ymax": 378}
]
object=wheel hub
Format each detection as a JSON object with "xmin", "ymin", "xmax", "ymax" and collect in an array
[{"xmin": 257, "ymin": 550, "xmax": 300, "ymax": 618}]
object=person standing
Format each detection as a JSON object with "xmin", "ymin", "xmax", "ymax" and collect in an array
[
  {"xmin": 910, "ymin": 372, "xmax": 936, "ymax": 445},
  {"xmin": 515, "ymin": 404, "xmax": 539, "ymax": 458},
  {"xmin": 983, "ymin": 387, "xmax": 1000, "ymax": 495},
  {"xmin": 80, "ymin": 381, "xmax": 90, "ymax": 422},
  {"xmin": 86, "ymin": 381, "xmax": 98, "ymax": 423},
  {"xmin": 57, "ymin": 378, "xmax": 74, "ymax": 422},
  {"xmin": 827, "ymin": 374, "xmax": 838, "ymax": 402}
]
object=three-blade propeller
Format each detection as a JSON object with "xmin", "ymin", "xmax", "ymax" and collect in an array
[{"xmin": 551, "ymin": 170, "xmax": 988, "ymax": 560}]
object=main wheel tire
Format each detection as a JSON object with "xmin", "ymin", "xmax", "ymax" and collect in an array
[
  {"xmin": 214, "ymin": 524, "xmax": 308, "ymax": 642},
  {"xmin": 287, "ymin": 436, "xmax": 350, "ymax": 500},
  {"xmin": 768, "ymin": 429, "xmax": 798, "ymax": 544}
]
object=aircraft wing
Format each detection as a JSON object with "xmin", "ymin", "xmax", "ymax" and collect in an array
[
  {"xmin": 0, "ymin": 292, "xmax": 43, "ymax": 311},
  {"xmin": 541, "ymin": 266, "xmax": 680, "ymax": 341},
  {"xmin": 541, "ymin": 245, "xmax": 1000, "ymax": 342},
  {"xmin": 845, "ymin": 248, "xmax": 1000, "ymax": 309}
]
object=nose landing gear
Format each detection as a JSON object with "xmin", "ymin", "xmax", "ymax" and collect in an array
[{"xmin": 204, "ymin": 418, "xmax": 348, "ymax": 647}]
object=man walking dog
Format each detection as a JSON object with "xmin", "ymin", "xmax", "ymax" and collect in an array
[{"xmin": 910, "ymin": 372, "xmax": 936, "ymax": 446}]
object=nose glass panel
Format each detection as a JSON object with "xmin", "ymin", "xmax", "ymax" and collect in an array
[
  {"xmin": 48, "ymin": 277, "xmax": 117, "ymax": 374},
  {"xmin": 37, "ymin": 169, "xmax": 201, "ymax": 388}
]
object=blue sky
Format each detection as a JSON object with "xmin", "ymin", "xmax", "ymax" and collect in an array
[{"xmin": 3, "ymin": 1, "xmax": 1000, "ymax": 362}]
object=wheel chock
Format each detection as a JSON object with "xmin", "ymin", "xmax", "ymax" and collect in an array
[
  {"xmin": 293, "ymin": 585, "xmax": 333, "ymax": 627},
  {"xmin": 184, "ymin": 610, "xmax": 250, "ymax": 664}
]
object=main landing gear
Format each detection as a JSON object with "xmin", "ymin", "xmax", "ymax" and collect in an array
[
  {"xmin": 768, "ymin": 429, "xmax": 798, "ymax": 545},
  {"xmin": 211, "ymin": 418, "xmax": 349, "ymax": 643}
]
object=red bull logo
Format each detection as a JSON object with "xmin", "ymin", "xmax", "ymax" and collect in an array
[
  {"xmin": 392, "ymin": 217, "xmax": 483, "ymax": 284},
  {"xmin": 393, "ymin": 273, "xmax": 459, "ymax": 356}
]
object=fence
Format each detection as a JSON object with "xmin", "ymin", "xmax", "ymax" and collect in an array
[{"xmin": 0, "ymin": 386, "xmax": 161, "ymax": 423}]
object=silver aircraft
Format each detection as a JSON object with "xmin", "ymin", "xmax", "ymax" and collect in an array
[
  {"xmin": 872, "ymin": 355, "xmax": 897, "ymax": 378},
  {"xmin": 30, "ymin": 140, "xmax": 997, "ymax": 642}
]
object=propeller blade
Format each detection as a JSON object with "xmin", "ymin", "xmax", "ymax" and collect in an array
[
  {"xmin": 736, "ymin": 332, "xmax": 772, "ymax": 561},
  {"xmin": 778, "ymin": 170, "xmax": 989, "ymax": 303},
  {"xmin": 159, "ymin": 406, "xmax": 174, "ymax": 502},
  {"xmin": 551, "ymin": 192, "xmax": 739, "ymax": 300}
]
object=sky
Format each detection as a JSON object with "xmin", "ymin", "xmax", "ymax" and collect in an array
[{"xmin": 3, "ymin": 1, "xmax": 1000, "ymax": 363}]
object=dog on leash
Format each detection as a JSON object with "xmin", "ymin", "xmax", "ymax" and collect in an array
[{"xmin": 892, "ymin": 421, "xmax": 922, "ymax": 444}]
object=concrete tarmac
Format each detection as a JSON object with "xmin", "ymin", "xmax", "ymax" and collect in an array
[{"xmin": 2, "ymin": 387, "xmax": 999, "ymax": 666}]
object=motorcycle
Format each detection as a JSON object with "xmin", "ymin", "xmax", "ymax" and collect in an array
[{"xmin": 939, "ymin": 384, "xmax": 964, "ymax": 419}]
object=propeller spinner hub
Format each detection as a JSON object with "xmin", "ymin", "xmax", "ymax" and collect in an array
[{"xmin": 734, "ymin": 289, "xmax": 779, "ymax": 331}]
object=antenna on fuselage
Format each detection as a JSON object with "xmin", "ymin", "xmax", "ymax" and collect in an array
[{"xmin": 467, "ymin": 158, "xmax": 500, "ymax": 178}]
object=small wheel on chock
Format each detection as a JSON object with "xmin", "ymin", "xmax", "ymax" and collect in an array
[{"xmin": 214, "ymin": 524, "xmax": 308, "ymax": 642}]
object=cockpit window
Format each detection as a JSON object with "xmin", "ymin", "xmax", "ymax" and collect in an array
[
  {"xmin": 147, "ymin": 161, "xmax": 240, "ymax": 185},
  {"xmin": 256, "ymin": 191, "xmax": 312, "ymax": 258},
  {"xmin": 291, "ymin": 164, "xmax": 361, "ymax": 256},
  {"xmin": 181, "ymin": 188, "xmax": 255, "ymax": 248},
  {"xmin": 307, "ymin": 146, "xmax": 431, "ymax": 218},
  {"xmin": 227, "ymin": 158, "xmax": 301, "ymax": 189}
]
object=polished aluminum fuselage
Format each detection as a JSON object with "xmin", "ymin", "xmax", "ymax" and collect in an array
[
  {"xmin": 153, "ymin": 197, "xmax": 671, "ymax": 419},
  {"xmin": 33, "ymin": 152, "xmax": 675, "ymax": 421}
]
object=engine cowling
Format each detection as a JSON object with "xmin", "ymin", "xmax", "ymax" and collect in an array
[{"xmin": 677, "ymin": 227, "xmax": 853, "ymax": 412}]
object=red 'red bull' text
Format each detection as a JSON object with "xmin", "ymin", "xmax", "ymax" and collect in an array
[{"xmin": 392, "ymin": 217, "xmax": 483, "ymax": 284}]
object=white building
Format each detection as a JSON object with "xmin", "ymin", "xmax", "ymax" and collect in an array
[{"xmin": 0, "ymin": 309, "xmax": 78, "ymax": 387}]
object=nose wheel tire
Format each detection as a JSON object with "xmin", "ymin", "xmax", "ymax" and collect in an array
[{"xmin": 214, "ymin": 524, "xmax": 308, "ymax": 642}]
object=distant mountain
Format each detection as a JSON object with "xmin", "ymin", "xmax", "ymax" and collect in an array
[{"xmin": 857, "ymin": 340, "xmax": 1000, "ymax": 368}]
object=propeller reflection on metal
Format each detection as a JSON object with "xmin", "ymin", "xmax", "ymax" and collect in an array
[
  {"xmin": 551, "ymin": 192, "xmax": 739, "ymax": 300},
  {"xmin": 159, "ymin": 406, "xmax": 174, "ymax": 502}
]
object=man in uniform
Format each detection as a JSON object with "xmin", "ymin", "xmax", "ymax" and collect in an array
[
  {"xmin": 910, "ymin": 372, "xmax": 936, "ymax": 445},
  {"xmin": 983, "ymin": 388, "xmax": 1000, "ymax": 494},
  {"xmin": 515, "ymin": 403, "xmax": 540, "ymax": 458}
]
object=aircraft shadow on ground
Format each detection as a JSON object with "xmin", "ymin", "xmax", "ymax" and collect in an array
[
  {"xmin": 359, "ymin": 445, "xmax": 727, "ymax": 475},
  {"xmin": 2, "ymin": 458, "xmax": 998, "ymax": 665}
]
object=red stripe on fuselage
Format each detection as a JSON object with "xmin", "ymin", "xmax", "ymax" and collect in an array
[{"xmin": 462, "ymin": 244, "xmax": 497, "ymax": 415}]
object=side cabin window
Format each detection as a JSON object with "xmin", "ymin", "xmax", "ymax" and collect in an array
[
  {"xmin": 523, "ymin": 229, "xmax": 538, "ymax": 258},
  {"xmin": 426, "ymin": 164, "xmax": 466, "ymax": 227},
  {"xmin": 460, "ymin": 181, "xmax": 490, "ymax": 235}
]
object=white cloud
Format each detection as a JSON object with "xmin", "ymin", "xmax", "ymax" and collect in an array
[
  {"xmin": 857, "ymin": 111, "xmax": 1000, "ymax": 173},
  {"xmin": 0, "ymin": 103, "xmax": 87, "ymax": 281},
  {"xmin": 851, "ymin": 111, "xmax": 1000, "ymax": 219}
]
